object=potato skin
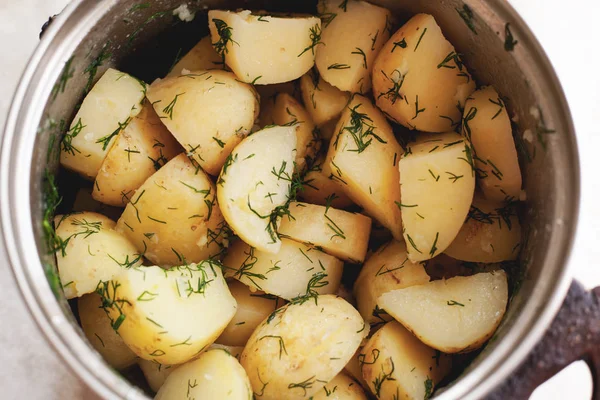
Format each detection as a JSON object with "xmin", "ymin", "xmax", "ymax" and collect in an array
[{"xmin": 165, "ymin": 36, "xmax": 222, "ymax": 77}]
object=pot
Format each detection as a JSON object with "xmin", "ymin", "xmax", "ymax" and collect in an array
[{"xmin": 0, "ymin": 0, "xmax": 594, "ymax": 399}]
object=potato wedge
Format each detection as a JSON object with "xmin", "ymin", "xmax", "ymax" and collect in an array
[
  {"xmin": 241, "ymin": 295, "xmax": 368, "ymax": 400},
  {"xmin": 344, "ymin": 348, "xmax": 370, "ymax": 391},
  {"xmin": 463, "ymin": 86, "xmax": 522, "ymax": 202},
  {"xmin": 354, "ymin": 240, "xmax": 430, "ymax": 324},
  {"xmin": 93, "ymin": 102, "xmax": 181, "ymax": 207},
  {"xmin": 316, "ymin": 0, "xmax": 393, "ymax": 94},
  {"xmin": 325, "ymin": 95, "xmax": 403, "ymax": 240},
  {"xmin": 399, "ymin": 132, "xmax": 475, "ymax": 261},
  {"xmin": 216, "ymin": 126, "xmax": 297, "ymax": 254},
  {"xmin": 278, "ymin": 202, "xmax": 372, "ymax": 263},
  {"xmin": 156, "ymin": 349, "xmax": 252, "ymax": 400},
  {"xmin": 78, "ymin": 293, "xmax": 137, "ymax": 370},
  {"xmin": 379, "ymin": 271, "xmax": 508, "ymax": 353},
  {"xmin": 55, "ymin": 212, "xmax": 142, "ymax": 299},
  {"xmin": 372, "ymin": 14, "xmax": 476, "ymax": 132},
  {"xmin": 116, "ymin": 153, "xmax": 226, "ymax": 266},
  {"xmin": 298, "ymin": 156, "xmax": 354, "ymax": 209},
  {"xmin": 60, "ymin": 68, "xmax": 146, "ymax": 180},
  {"xmin": 360, "ymin": 321, "xmax": 451, "ymax": 399},
  {"xmin": 208, "ymin": 10, "xmax": 321, "ymax": 84},
  {"xmin": 146, "ymin": 69, "xmax": 258, "ymax": 176},
  {"xmin": 312, "ymin": 372, "xmax": 368, "ymax": 400},
  {"xmin": 165, "ymin": 36, "xmax": 222, "ymax": 77},
  {"xmin": 223, "ymin": 238, "xmax": 343, "ymax": 301},
  {"xmin": 218, "ymin": 280, "xmax": 283, "ymax": 346},
  {"xmin": 300, "ymin": 69, "xmax": 350, "ymax": 126},
  {"xmin": 138, "ymin": 360, "xmax": 179, "ymax": 393},
  {"xmin": 101, "ymin": 262, "xmax": 236, "ymax": 364}
]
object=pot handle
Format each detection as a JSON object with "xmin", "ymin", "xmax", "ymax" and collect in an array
[{"xmin": 485, "ymin": 280, "xmax": 600, "ymax": 400}]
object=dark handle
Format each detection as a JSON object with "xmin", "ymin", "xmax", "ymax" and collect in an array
[{"xmin": 486, "ymin": 281, "xmax": 600, "ymax": 400}]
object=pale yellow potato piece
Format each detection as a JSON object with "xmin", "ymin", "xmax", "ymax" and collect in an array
[
  {"xmin": 257, "ymin": 82, "xmax": 302, "ymax": 128},
  {"xmin": 165, "ymin": 36, "xmax": 222, "ymax": 77},
  {"xmin": 463, "ymin": 86, "xmax": 522, "ymax": 202},
  {"xmin": 379, "ymin": 271, "xmax": 508, "ymax": 353},
  {"xmin": 326, "ymin": 95, "xmax": 403, "ymax": 240},
  {"xmin": 278, "ymin": 202, "xmax": 372, "ymax": 263},
  {"xmin": 298, "ymin": 156, "xmax": 354, "ymax": 209},
  {"xmin": 223, "ymin": 238, "xmax": 343, "ymax": 300},
  {"xmin": 208, "ymin": 10, "xmax": 321, "ymax": 84},
  {"xmin": 102, "ymin": 262, "xmax": 236, "ymax": 364},
  {"xmin": 354, "ymin": 240, "xmax": 430, "ymax": 324},
  {"xmin": 218, "ymin": 280, "xmax": 282, "ymax": 346},
  {"xmin": 312, "ymin": 372, "xmax": 368, "ymax": 400},
  {"xmin": 399, "ymin": 132, "xmax": 476, "ymax": 261},
  {"xmin": 93, "ymin": 102, "xmax": 181, "ymax": 207},
  {"xmin": 78, "ymin": 293, "xmax": 137, "ymax": 370},
  {"xmin": 360, "ymin": 321, "xmax": 451, "ymax": 399},
  {"xmin": 316, "ymin": 0, "xmax": 393, "ymax": 94},
  {"xmin": 217, "ymin": 126, "xmax": 297, "ymax": 254},
  {"xmin": 241, "ymin": 295, "xmax": 368, "ymax": 400},
  {"xmin": 344, "ymin": 348, "xmax": 370, "ymax": 391},
  {"xmin": 55, "ymin": 212, "xmax": 142, "ymax": 299},
  {"xmin": 445, "ymin": 194, "xmax": 521, "ymax": 262},
  {"xmin": 300, "ymin": 69, "xmax": 350, "ymax": 125},
  {"xmin": 373, "ymin": 14, "xmax": 476, "ymax": 132},
  {"xmin": 116, "ymin": 153, "xmax": 226, "ymax": 266},
  {"xmin": 138, "ymin": 360, "xmax": 179, "ymax": 393},
  {"xmin": 147, "ymin": 69, "xmax": 258, "ymax": 176},
  {"xmin": 156, "ymin": 349, "xmax": 252, "ymax": 400},
  {"xmin": 60, "ymin": 68, "xmax": 146, "ymax": 179}
]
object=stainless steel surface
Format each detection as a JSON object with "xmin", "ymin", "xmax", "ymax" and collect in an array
[{"xmin": 0, "ymin": 1, "xmax": 579, "ymax": 399}]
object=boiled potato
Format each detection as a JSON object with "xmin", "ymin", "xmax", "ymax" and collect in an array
[
  {"xmin": 372, "ymin": 14, "xmax": 476, "ymax": 132},
  {"xmin": 156, "ymin": 349, "xmax": 252, "ymax": 400},
  {"xmin": 218, "ymin": 280, "xmax": 283, "ymax": 346},
  {"xmin": 241, "ymin": 295, "xmax": 368, "ymax": 400},
  {"xmin": 223, "ymin": 238, "xmax": 343, "ymax": 300},
  {"xmin": 101, "ymin": 262, "xmax": 236, "ymax": 364},
  {"xmin": 78, "ymin": 293, "xmax": 137, "ymax": 370},
  {"xmin": 209, "ymin": 343, "xmax": 244, "ymax": 359},
  {"xmin": 462, "ymin": 86, "xmax": 522, "ymax": 202},
  {"xmin": 92, "ymin": 102, "xmax": 181, "ymax": 207},
  {"xmin": 165, "ymin": 36, "xmax": 222, "ymax": 77},
  {"xmin": 344, "ymin": 348, "xmax": 370, "ymax": 391},
  {"xmin": 379, "ymin": 271, "xmax": 508, "ymax": 353},
  {"xmin": 217, "ymin": 126, "xmax": 297, "ymax": 254},
  {"xmin": 60, "ymin": 68, "xmax": 146, "ymax": 179},
  {"xmin": 354, "ymin": 240, "xmax": 430, "ymax": 324},
  {"xmin": 278, "ymin": 202, "xmax": 372, "ymax": 263},
  {"xmin": 298, "ymin": 156, "xmax": 354, "ymax": 209},
  {"xmin": 300, "ymin": 69, "xmax": 350, "ymax": 126},
  {"xmin": 138, "ymin": 360, "xmax": 179, "ymax": 393},
  {"xmin": 316, "ymin": 0, "xmax": 393, "ymax": 94},
  {"xmin": 312, "ymin": 372, "xmax": 368, "ymax": 400},
  {"xmin": 256, "ymin": 81, "xmax": 302, "ymax": 103},
  {"xmin": 208, "ymin": 10, "xmax": 321, "ymax": 84},
  {"xmin": 360, "ymin": 321, "xmax": 451, "ymax": 399},
  {"xmin": 116, "ymin": 153, "xmax": 226, "ymax": 266},
  {"xmin": 445, "ymin": 194, "xmax": 521, "ymax": 262},
  {"xmin": 399, "ymin": 132, "xmax": 475, "ymax": 261},
  {"xmin": 325, "ymin": 95, "xmax": 403, "ymax": 240},
  {"xmin": 146, "ymin": 69, "xmax": 258, "ymax": 176},
  {"xmin": 55, "ymin": 212, "xmax": 142, "ymax": 299}
]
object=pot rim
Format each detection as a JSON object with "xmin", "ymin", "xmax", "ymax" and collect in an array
[{"xmin": 0, "ymin": 1, "xmax": 580, "ymax": 399}]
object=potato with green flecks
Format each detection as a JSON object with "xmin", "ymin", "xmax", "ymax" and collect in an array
[
  {"xmin": 311, "ymin": 372, "xmax": 368, "ymax": 400},
  {"xmin": 165, "ymin": 36, "xmax": 222, "ymax": 77},
  {"xmin": 300, "ymin": 69, "xmax": 350, "ymax": 126},
  {"xmin": 298, "ymin": 156, "xmax": 354, "ymax": 209}
]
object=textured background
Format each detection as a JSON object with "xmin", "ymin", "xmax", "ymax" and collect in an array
[{"xmin": 0, "ymin": 0, "xmax": 598, "ymax": 398}]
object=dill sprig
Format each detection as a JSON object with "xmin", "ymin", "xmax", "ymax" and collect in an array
[
  {"xmin": 378, "ymin": 69, "xmax": 406, "ymax": 105},
  {"xmin": 504, "ymin": 23, "xmax": 518, "ymax": 51},
  {"xmin": 333, "ymin": 104, "xmax": 387, "ymax": 153},
  {"xmin": 96, "ymin": 117, "xmax": 132, "ymax": 151},
  {"xmin": 212, "ymin": 18, "xmax": 239, "ymax": 65},
  {"xmin": 456, "ymin": 5, "xmax": 477, "ymax": 34},
  {"xmin": 298, "ymin": 24, "xmax": 324, "ymax": 57},
  {"xmin": 61, "ymin": 118, "xmax": 84, "ymax": 156}
]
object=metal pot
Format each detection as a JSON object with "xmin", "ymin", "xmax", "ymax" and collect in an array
[{"xmin": 0, "ymin": 0, "xmax": 594, "ymax": 399}]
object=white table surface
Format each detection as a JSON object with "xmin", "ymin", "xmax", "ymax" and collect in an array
[{"xmin": 0, "ymin": 0, "xmax": 598, "ymax": 399}]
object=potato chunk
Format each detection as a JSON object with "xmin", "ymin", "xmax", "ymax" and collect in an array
[
  {"xmin": 311, "ymin": 372, "xmax": 368, "ymax": 400},
  {"xmin": 463, "ymin": 86, "xmax": 522, "ymax": 202},
  {"xmin": 116, "ymin": 153, "xmax": 226, "ymax": 266},
  {"xmin": 300, "ymin": 69, "xmax": 350, "ymax": 126},
  {"xmin": 165, "ymin": 36, "xmax": 222, "ymax": 77},
  {"xmin": 55, "ymin": 212, "xmax": 142, "ymax": 299},
  {"xmin": 298, "ymin": 156, "xmax": 354, "ymax": 209},
  {"xmin": 325, "ymin": 95, "xmax": 403, "ymax": 240},
  {"xmin": 241, "ymin": 295, "xmax": 368, "ymax": 400},
  {"xmin": 138, "ymin": 360, "xmax": 178, "ymax": 393},
  {"xmin": 316, "ymin": 0, "xmax": 393, "ymax": 93},
  {"xmin": 101, "ymin": 262, "xmax": 236, "ymax": 364},
  {"xmin": 93, "ymin": 102, "xmax": 181, "ymax": 207},
  {"xmin": 217, "ymin": 126, "xmax": 297, "ymax": 254},
  {"xmin": 399, "ymin": 132, "xmax": 475, "ymax": 261},
  {"xmin": 354, "ymin": 240, "xmax": 430, "ymax": 324},
  {"xmin": 208, "ymin": 10, "xmax": 321, "ymax": 84},
  {"xmin": 372, "ymin": 14, "xmax": 475, "ymax": 132},
  {"xmin": 379, "ymin": 271, "xmax": 508, "ymax": 353},
  {"xmin": 223, "ymin": 238, "xmax": 343, "ymax": 301},
  {"xmin": 146, "ymin": 70, "xmax": 258, "ymax": 176},
  {"xmin": 156, "ymin": 349, "xmax": 252, "ymax": 400},
  {"xmin": 360, "ymin": 321, "xmax": 451, "ymax": 399},
  {"xmin": 60, "ymin": 68, "xmax": 146, "ymax": 179},
  {"xmin": 278, "ymin": 202, "xmax": 372, "ymax": 263}
]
